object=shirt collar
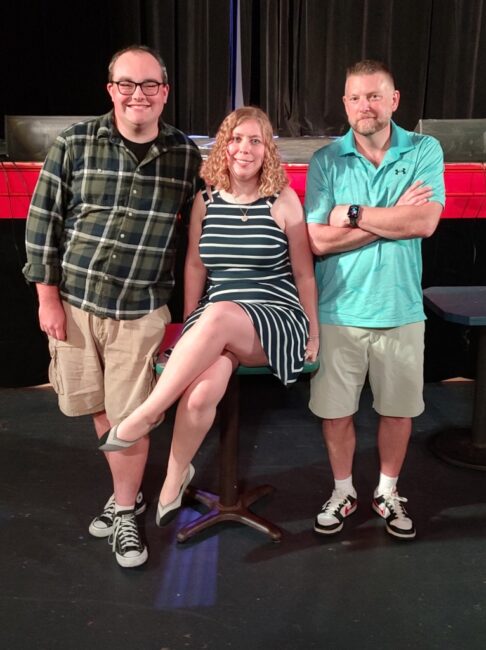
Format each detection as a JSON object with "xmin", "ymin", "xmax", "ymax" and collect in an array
[{"xmin": 338, "ymin": 121, "xmax": 415, "ymax": 163}]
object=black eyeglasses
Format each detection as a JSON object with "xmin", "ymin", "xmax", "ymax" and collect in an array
[{"xmin": 112, "ymin": 80, "xmax": 166, "ymax": 96}]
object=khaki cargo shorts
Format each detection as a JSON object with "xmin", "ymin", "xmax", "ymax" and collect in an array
[
  {"xmin": 48, "ymin": 302, "xmax": 170, "ymax": 423},
  {"xmin": 309, "ymin": 322, "xmax": 425, "ymax": 419}
]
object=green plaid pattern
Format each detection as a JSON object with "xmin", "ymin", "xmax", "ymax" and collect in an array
[{"xmin": 23, "ymin": 111, "xmax": 202, "ymax": 319}]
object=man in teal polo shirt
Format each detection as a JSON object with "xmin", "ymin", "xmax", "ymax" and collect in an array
[{"xmin": 305, "ymin": 59, "xmax": 445, "ymax": 540}]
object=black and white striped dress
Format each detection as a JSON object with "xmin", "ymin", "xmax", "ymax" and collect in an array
[{"xmin": 183, "ymin": 188, "xmax": 309, "ymax": 385}]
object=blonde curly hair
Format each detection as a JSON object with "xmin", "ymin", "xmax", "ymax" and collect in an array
[{"xmin": 201, "ymin": 106, "xmax": 288, "ymax": 197}]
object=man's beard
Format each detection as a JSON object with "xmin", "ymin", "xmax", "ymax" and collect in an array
[{"xmin": 350, "ymin": 115, "xmax": 388, "ymax": 136}]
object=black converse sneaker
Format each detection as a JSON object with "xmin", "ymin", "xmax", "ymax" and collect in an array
[
  {"xmin": 314, "ymin": 490, "xmax": 358, "ymax": 535},
  {"xmin": 372, "ymin": 489, "xmax": 416, "ymax": 539},
  {"xmin": 109, "ymin": 510, "xmax": 148, "ymax": 568},
  {"xmin": 88, "ymin": 491, "xmax": 146, "ymax": 538}
]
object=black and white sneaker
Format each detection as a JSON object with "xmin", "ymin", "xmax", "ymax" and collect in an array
[
  {"xmin": 314, "ymin": 490, "xmax": 358, "ymax": 535},
  {"xmin": 109, "ymin": 510, "xmax": 148, "ymax": 568},
  {"xmin": 88, "ymin": 491, "xmax": 146, "ymax": 538},
  {"xmin": 372, "ymin": 489, "xmax": 416, "ymax": 539}
]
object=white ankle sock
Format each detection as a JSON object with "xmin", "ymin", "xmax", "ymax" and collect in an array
[
  {"xmin": 334, "ymin": 476, "xmax": 356, "ymax": 497},
  {"xmin": 376, "ymin": 473, "xmax": 398, "ymax": 495},
  {"xmin": 115, "ymin": 502, "xmax": 135, "ymax": 513}
]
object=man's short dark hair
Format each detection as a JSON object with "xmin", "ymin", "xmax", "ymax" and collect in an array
[
  {"xmin": 108, "ymin": 44, "xmax": 168, "ymax": 84},
  {"xmin": 346, "ymin": 60, "xmax": 395, "ymax": 87}
]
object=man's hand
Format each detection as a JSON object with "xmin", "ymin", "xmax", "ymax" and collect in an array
[
  {"xmin": 36, "ymin": 284, "xmax": 67, "ymax": 341},
  {"xmin": 328, "ymin": 205, "xmax": 352, "ymax": 228},
  {"xmin": 329, "ymin": 180, "xmax": 432, "ymax": 229},
  {"xmin": 39, "ymin": 300, "xmax": 66, "ymax": 341}
]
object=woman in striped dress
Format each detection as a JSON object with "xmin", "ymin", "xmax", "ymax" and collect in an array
[
  {"xmin": 183, "ymin": 187, "xmax": 309, "ymax": 385},
  {"xmin": 99, "ymin": 107, "xmax": 319, "ymax": 525}
]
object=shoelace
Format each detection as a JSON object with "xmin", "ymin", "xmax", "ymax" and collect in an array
[
  {"xmin": 383, "ymin": 492, "xmax": 409, "ymax": 520},
  {"xmin": 322, "ymin": 490, "xmax": 351, "ymax": 515},
  {"xmin": 100, "ymin": 496, "xmax": 115, "ymax": 522},
  {"xmin": 110, "ymin": 513, "xmax": 140, "ymax": 552}
]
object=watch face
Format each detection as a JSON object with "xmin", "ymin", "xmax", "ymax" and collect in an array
[{"xmin": 348, "ymin": 204, "xmax": 360, "ymax": 227}]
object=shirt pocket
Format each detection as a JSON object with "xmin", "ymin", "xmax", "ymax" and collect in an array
[{"xmin": 72, "ymin": 168, "xmax": 121, "ymax": 208}]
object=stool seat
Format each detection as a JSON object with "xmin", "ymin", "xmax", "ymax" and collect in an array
[
  {"xmin": 156, "ymin": 324, "xmax": 318, "ymax": 543},
  {"xmin": 237, "ymin": 360, "xmax": 319, "ymax": 375}
]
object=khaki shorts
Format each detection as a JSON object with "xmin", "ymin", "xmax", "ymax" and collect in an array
[
  {"xmin": 309, "ymin": 322, "xmax": 425, "ymax": 419},
  {"xmin": 48, "ymin": 302, "xmax": 171, "ymax": 423}
]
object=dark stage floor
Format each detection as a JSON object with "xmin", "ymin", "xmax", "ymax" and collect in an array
[{"xmin": 1, "ymin": 376, "xmax": 486, "ymax": 650}]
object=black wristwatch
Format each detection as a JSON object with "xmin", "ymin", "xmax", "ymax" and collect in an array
[{"xmin": 347, "ymin": 204, "xmax": 361, "ymax": 228}]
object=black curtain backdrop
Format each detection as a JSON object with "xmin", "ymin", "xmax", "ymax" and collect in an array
[
  {"xmin": 425, "ymin": 0, "xmax": 486, "ymax": 120},
  {"xmin": 240, "ymin": 0, "xmax": 486, "ymax": 136},
  {"xmin": 1, "ymin": 0, "xmax": 485, "ymax": 137},
  {"xmin": 0, "ymin": 0, "xmax": 231, "ymax": 138}
]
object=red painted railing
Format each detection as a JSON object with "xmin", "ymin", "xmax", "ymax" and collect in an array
[{"xmin": 1, "ymin": 161, "xmax": 486, "ymax": 219}]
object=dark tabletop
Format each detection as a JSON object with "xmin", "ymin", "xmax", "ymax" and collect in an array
[{"xmin": 423, "ymin": 286, "xmax": 486, "ymax": 326}]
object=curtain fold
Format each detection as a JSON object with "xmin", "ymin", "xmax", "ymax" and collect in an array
[
  {"xmin": 145, "ymin": 0, "xmax": 232, "ymax": 135},
  {"xmin": 240, "ymin": 0, "xmax": 486, "ymax": 136},
  {"xmin": 1, "ymin": 0, "xmax": 485, "ymax": 136},
  {"xmin": 425, "ymin": 0, "xmax": 486, "ymax": 119},
  {"xmin": 0, "ymin": 0, "xmax": 231, "ymax": 137}
]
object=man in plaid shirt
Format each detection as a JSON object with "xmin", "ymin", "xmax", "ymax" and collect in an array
[{"xmin": 23, "ymin": 45, "xmax": 202, "ymax": 568}]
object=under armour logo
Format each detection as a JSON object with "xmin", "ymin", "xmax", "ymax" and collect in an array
[{"xmin": 395, "ymin": 168, "xmax": 406, "ymax": 175}]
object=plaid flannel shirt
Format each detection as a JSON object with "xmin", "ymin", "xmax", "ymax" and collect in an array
[{"xmin": 23, "ymin": 111, "xmax": 202, "ymax": 319}]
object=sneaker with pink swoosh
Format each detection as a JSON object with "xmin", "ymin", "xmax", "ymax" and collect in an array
[
  {"xmin": 314, "ymin": 490, "xmax": 357, "ymax": 535},
  {"xmin": 372, "ymin": 489, "xmax": 416, "ymax": 539}
]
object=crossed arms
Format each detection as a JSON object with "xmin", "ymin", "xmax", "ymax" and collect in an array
[{"xmin": 307, "ymin": 180, "xmax": 443, "ymax": 256}]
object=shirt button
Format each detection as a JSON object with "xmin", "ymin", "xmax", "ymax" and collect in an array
[
  {"xmin": 128, "ymin": 213, "xmax": 132, "ymax": 217},
  {"xmin": 133, "ymin": 189, "xmax": 137, "ymax": 194},
  {"xmin": 120, "ymin": 233, "xmax": 125, "ymax": 239},
  {"xmin": 112, "ymin": 254, "xmax": 117, "ymax": 259}
]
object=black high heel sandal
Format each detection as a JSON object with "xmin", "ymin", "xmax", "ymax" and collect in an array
[{"xmin": 98, "ymin": 419, "xmax": 164, "ymax": 452}]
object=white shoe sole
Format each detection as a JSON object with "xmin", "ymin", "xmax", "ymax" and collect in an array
[
  {"xmin": 372, "ymin": 501, "xmax": 416, "ymax": 539},
  {"xmin": 115, "ymin": 546, "xmax": 148, "ymax": 568},
  {"xmin": 314, "ymin": 501, "xmax": 357, "ymax": 535}
]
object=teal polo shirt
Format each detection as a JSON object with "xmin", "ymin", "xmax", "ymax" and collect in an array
[{"xmin": 305, "ymin": 122, "xmax": 445, "ymax": 327}]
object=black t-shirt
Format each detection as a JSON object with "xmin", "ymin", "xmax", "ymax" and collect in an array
[{"xmin": 122, "ymin": 136, "xmax": 156, "ymax": 162}]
